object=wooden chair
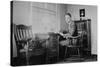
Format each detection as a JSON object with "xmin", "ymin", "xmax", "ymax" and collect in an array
[
  {"xmin": 64, "ymin": 19, "xmax": 91, "ymax": 59},
  {"xmin": 64, "ymin": 36, "xmax": 82, "ymax": 59},
  {"xmin": 13, "ymin": 24, "xmax": 46, "ymax": 65},
  {"xmin": 64, "ymin": 22, "xmax": 85, "ymax": 59},
  {"xmin": 46, "ymin": 33, "xmax": 59, "ymax": 63},
  {"xmin": 13, "ymin": 24, "xmax": 34, "ymax": 65}
]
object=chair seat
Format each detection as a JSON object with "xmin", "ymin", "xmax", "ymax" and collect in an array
[
  {"xmin": 19, "ymin": 48, "xmax": 33, "ymax": 53},
  {"xmin": 20, "ymin": 49, "xmax": 26, "ymax": 52},
  {"xmin": 67, "ymin": 45, "xmax": 81, "ymax": 47},
  {"xmin": 19, "ymin": 48, "xmax": 45, "ymax": 57}
]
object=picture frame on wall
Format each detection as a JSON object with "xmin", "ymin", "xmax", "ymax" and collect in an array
[{"xmin": 80, "ymin": 9, "xmax": 85, "ymax": 17}]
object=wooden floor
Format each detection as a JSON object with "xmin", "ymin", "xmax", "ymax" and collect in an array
[
  {"xmin": 11, "ymin": 54, "xmax": 97, "ymax": 66},
  {"xmin": 58, "ymin": 55, "xmax": 97, "ymax": 63}
]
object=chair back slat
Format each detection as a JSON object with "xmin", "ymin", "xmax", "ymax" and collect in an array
[
  {"xmin": 22, "ymin": 29, "xmax": 25, "ymax": 40},
  {"xmin": 19, "ymin": 29, "xmax": 23, "ymax": 40},
  {"xmin": 22, "ymin": 30, "xmax": 25, "ymax": 39},
  {"xmin": 16, "ymin": 29, "xmax": 20, "ymax": 41},
  {"xmin": 27, "ymin": 30, "xmax": 31, "ymax": 38},
  {"xmin": 14, "ymin": 24, "xmax": 33, "ymax": 42}
]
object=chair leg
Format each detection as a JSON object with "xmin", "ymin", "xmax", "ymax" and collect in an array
[
  {"xmin": 64, "ymin": 46, "xmax": 67, "ymax": 59},
  {"xmin": 26, "ymin": 50, "xmax": 29, "ymax": 65},
  {"xmin": 77, "ymin": 48, "xmax": 80, "ymax": 57},
  {"xmin": 45, "ymin": 52, "xmax": 49, "ymax": 64},
  {"xmin": 57, "ymin": 53, "xmax": 59, "ymax": 62},
  {"xmin": 26, "ymin": 43, "xmax": 29, "ymax": 65},
  {"xmin": 46, "ymin": 56, "xmax": 48, "ymax": 64}
]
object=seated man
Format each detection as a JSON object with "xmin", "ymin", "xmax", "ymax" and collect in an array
[{"xmin": 59, "ymin": 13, "xmax": 78, "ymax": 59}]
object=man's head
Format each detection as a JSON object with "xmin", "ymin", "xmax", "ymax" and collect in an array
[{"xmin": 65, "ymin": 13, "xmax": 72, "ymax": 23}]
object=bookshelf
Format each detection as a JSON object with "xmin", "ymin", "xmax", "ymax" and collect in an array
[{"xmin": 74, "ymin": 19, "xmax": 91, "ymax": 55}]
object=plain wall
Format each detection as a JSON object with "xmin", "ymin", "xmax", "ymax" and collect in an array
[
  {"xmin": 13, "ymin": 1, "xmax": 32, "ymax": 25},
  {"xmin": 31, "ymin": 2, "xmax": 60, "ymax": 33},
  {"xmin": 66, "ymin": 4, "xmax": 97, "ymax": 54}
]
